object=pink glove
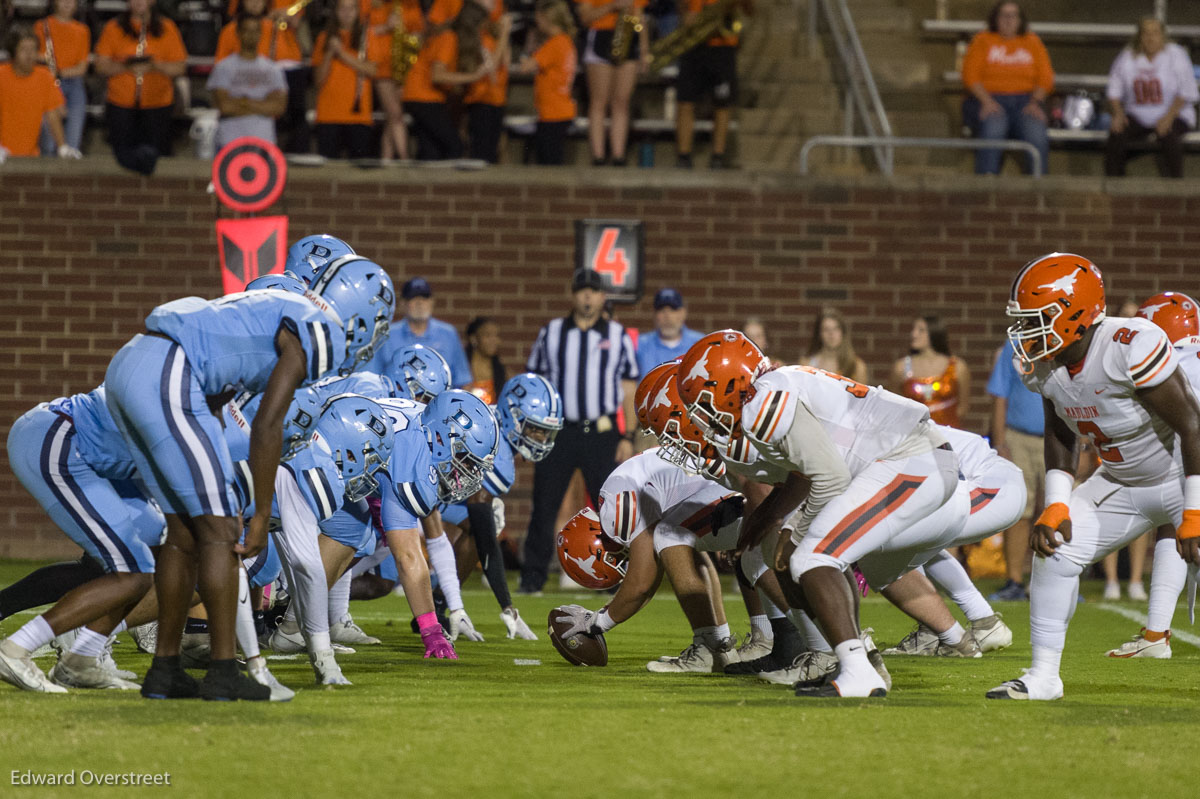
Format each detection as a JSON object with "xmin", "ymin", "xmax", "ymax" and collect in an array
[
  {"xmin": 852, "ymin": 565, "xmax": 870, "ymax": 597},
  {"xmin": 417, "ymin": 612, "xmax": 458, "ymax": 660}
]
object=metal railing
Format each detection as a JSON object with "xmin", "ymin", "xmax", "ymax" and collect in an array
[
  {"xmin": 807, "ymin": 0, "xmax": 894, "ymax": 173},
  {"xmin": 799, "ymin": 136, "xmax": 1043, "ymax": 177}
]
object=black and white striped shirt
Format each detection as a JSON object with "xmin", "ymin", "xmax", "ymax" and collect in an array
[{"xmin": 527, "ymin": 316, "xmax": 639, "ymax": 422}]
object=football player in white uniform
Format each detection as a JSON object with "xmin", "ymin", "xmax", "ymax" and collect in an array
[
  {"xmin": 988, "ymin": 254, "xmax": 1200, "ymax": 701},
  {"xmin": 678, "ymin": 332, "xmax": 966, "ymax": 698}
]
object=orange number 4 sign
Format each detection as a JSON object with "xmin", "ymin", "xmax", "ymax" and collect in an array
[{"xmin": 591, "ymin": 227, "xmax": 630, "ymax": 286}]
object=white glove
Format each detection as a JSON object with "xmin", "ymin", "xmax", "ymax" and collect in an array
[
  {"xmin": 553, "ymin": 606, "xmax": 598, "ymax": 639},
  {"xmin": 57, "ymin": 144, "xmax": 82, "ymax": 159},
  {"xmin": 491, "ymin": 497, "xmax": 506, "ymax": 532},
  {"xmin": 500, "ymin": 607, "xmax": 537, "ymax": 640},
  {"xmin": 0, "ymin": 145, "xmax": 9, "ymax": 164},
  {"xmin": 448, "ymin": 608, "xmax": 485, "ymax": 642}
]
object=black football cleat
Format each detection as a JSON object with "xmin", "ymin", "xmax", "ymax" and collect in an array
[
  {"xmin": 141, "ymin": 656, "xmax": 200, "ymax": 700},
  {"xmin": 794, "ymin": 674, "xmax": 887, "ymax": 698},
  {"xmin": 199, "ymin": 660, "xmax": 271, "ymax": 702}
]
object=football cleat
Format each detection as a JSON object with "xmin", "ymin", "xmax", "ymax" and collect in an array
[
  {"xmin": 883, "ymin": 624, "xmax": 940, "ymax": 656},
  {"xmin": 724, "ymin": 648, "xmax": 797, "ymax": 676},
  {"xmin": 936, "ymin": 633, "xmax": 982, "ymax": 658},
  {"xmin": 50, "ymin": 652, "xmax": 140, "ymax": 690},
  {"xmin": 0, "ymin": 640, "xmax": 68, "ymax": 693},
  {"xmin": 501, "ymin": 608, "xmax": 538, "ymax": 641},
  {"xmin": 1105, "ymin": 629, "xmax": 1171, "ymax": 659},
  {"xmin": 985, "ymin": 673, "xmax": 1063, "ymax": 701},
  {"xmin": 987, "ymin": 580, "xmax": 1029, "ymax": 602},
  {"xmin": 268, "ymin": 623, "xmax": 307, "ymax": 654},
  {"xmin": 129, "ymin": 622, "xmax": 158, "ymax": 655},
  {"xmin": 141, "ymin": 658, "xmax": 200, "ymax": 700},
  {"xmin": 861, "ymin": 629, "xmax": 892, "ymax": 691},
  {"xmin": 330, "ymin": 616, "xmax": 381, "ymax": 646},
  {"xmin": 647, "ymin": 643, "xmax": 716, "ymax": 673},
  {"xmin": 247, "ymin": 658, "xmax": 295, "ymax": 702},
  {"xmin": 310, "ymin": 648, "xmax": 352, "ymax": 685},
  {"xmin": 794, "ymin": 673, "xmax": 887, "ymax": 699},
  {"xmin": 759, "ymin": 650, "xmax": 838, "ymax": 686},
  {"xmin": 200, "ymin": 663, "xmax": 271, "ymax": 702},
  {"xmin": 970, "ymin": 613, "xmax": 1013, "ymax": 653},
  {"xmin": 735, "ymin": 627, "xmax": 773, "ymax": 662}
]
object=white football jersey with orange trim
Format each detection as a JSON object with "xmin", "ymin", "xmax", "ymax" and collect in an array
[
  {"xmin": 1176, "ymin": 341, "xmax": 1200, "ymax": 394},
  {"xmin": 938, "ymin": 425, "xmax": 996, "ymax": 482},
  {"xmin": 742, "ymin": 366, "xmax": 931, "ymax": 477},
  {"xmin": 714, "ymin": 433, "xmax": 791, "ymax": 487},
  {"xmin": 1020, "ymin": 316, "xmax": 1180, "ymax": 486},
  {"xmin": 598, "ymin": 449, "xmax": 739, "ymax": 548}
]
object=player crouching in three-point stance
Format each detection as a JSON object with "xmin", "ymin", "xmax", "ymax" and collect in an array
[
  {"xmin": 987, "ymin": 253, "xmax": 1200, "ymax": 701},
  {"xmin": 678, "ymin": 331, "xmax": 966, "ymax": 699}
]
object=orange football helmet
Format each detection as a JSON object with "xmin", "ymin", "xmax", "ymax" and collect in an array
[
  {"xmin": 556, "ymin": 508, "xmax": 626, "ymax": 590},
  {"xmin": 644, "ymin": 369, "xmax": 716, "ymax": 473},
  {"xmin": 1007, "ymin": 252, "xmax": 1106, "ymax": 365},
  {"xmin": 1137, "ymin": 292, "xmax": 1200, "ymax": 345},
  {"xmin": 635, "ymin": 360, "xmax": 681, "ymax": 430},
  {"xmin": 676, "ymin": 330, "xmax": 769, "ymax": 441}
]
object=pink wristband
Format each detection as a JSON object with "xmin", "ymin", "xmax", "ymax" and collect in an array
[{"xmin": 416, "ymin": 612, "xmax": 441, "ymax": 634}]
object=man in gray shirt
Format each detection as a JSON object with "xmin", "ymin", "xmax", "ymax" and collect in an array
[{"xmin": 206, "ymin": 14, "xmax": 287, "ymax": 150}]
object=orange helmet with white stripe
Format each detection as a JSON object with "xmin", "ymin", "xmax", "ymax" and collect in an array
[
  {"xmin": 676, "ymin": 330, "xmax": 770, "ymax": 442},
  {"xmin": 635, "ymin": 360, "xmax": 680, "ymax": 430},
  {"xmin": 1007, "ymin": 252, "xmax": 1106, "ymax": 365},
  {"xmin": 556, "ymin": 508, "xmax": 626, "ymax": 590},
  {"xmin": 1137, "ymin": 292, "xmax": 1200, "ymax": 346}
]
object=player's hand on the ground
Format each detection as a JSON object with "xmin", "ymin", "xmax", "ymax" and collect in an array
[
  {"xmin": 448, "ymin": 608, "xmax": 484, "ymax": 642},
  {"xmin": 1030, "ymin": 502, "xmax": 1071, "ymax": 557},
  {"xmin": 237, "ymin": 515, "xmax": 269, "ymax": 557},
  {"xmin": 501, "ymin": 607, "xmax": 538, "ymax": 640},
  {"xmin": 554, "ymin": 607, "xmax": 598, "ymax": 638},
  {"xmin": 421, "ymin": 628, "xmax": 458, "ymax": 659}
]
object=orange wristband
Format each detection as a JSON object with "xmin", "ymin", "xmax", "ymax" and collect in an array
[
  {"xmin": 1035, "ymin": 502, "xmax": 1070, "ymax": 530},
  {"xmin": 1178, "ymin": 509, "xmax": 1200, "ymax": 540}
]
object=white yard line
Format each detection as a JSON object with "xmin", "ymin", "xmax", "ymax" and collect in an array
[{"xmin": 1095, "ymin": 602, "xmax": 1200, "ymax": 649}]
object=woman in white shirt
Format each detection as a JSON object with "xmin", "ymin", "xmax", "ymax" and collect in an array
[{"xmin": 1105, "ymin": 16, "xmax": 1199, "ymax": 178}]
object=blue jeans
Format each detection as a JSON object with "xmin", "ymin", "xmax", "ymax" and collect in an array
[
  {"xmin": 39, "ymin": 76, "xmax": 86, "ymax": 154},
  {"xmin": 970, "ymin": 92, "xmax": 1048, "ymax": 175}
]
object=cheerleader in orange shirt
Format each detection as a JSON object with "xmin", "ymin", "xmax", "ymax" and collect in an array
[
  {"xmin": 94, "ymin": 0, "xmax": 187, "ymax": 175},
  {"xmin": 512, "ymin": 0, "xmax": 576, "ymax": 165},
  {"xmin": 313, "ymin": 0, "xmax": 385, "ymax": 158},
  {"xmin": 35, "ymin": 0, "xmax": 90, "ymax": 154},
  {"xmin": 575, "ymin": 0, "xmax": 648, "ymax": 165}
]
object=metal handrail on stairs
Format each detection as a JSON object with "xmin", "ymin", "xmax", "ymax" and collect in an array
[
  {"xmin": 799, "ymin": 135, "xmax": 1042, "ymax": 177},
  {"xmin": 807, "ymin": 0, "xmax": 894, "ymax": 173}
]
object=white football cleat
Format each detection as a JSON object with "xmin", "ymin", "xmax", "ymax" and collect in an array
[
  {"xmin": 759, "ymin": 650, "xmax": 838, "ymax": 686},
  {"xmin": 1106, "ymin": 629, "xmax": 1171, "ymax": 659},
  {"xmin": 268, "ymin": 624, "xmax": 307, "ymax": 654},
  {"xmin": 49, "ymin": 652, "xmax": 140, "ymax": 690},
  {"xmin": 330, "ymin": 616, "xmax": 381, "ymax": 646},
  {"xmin": 247, "ymin": 657, "xmax": 295, "ymax": 701},
  {"xmin": 970, "ymin": 613, "xmax": 1013, "ymax": 653},
  {"xmin": 861, "ymin": 629, "xmax": 892, "ymax": 691},
  {"xmin": 129, "ymin": 622, "xmax": 158, "ymax": 655},
  {"xmin": 986, "ymin": 672, "xmax": 1063, "ymax": 701},
  {"xmin": 310, "ymin": 648, "xmax": 351, "ymax": 685},
  {"xmin": 0, "ymin": 640, "xmax": 68, "ymax": 693},
  {"xmin": 735, "ymin": 627, "xmax": 773, "ymax": 662},
  {"xmin": 99, "ymin": 641, "xmax": 139, "ymax": 680},
  {"xmin": 500, "ymin": 608, "xmax": 538, "ymax": 640},
  {"xmin": 647, "ymin": 643, "xmax": 714, "ymax": 673},
  {"xmin": 883, "ymin": 624, "xmax": 940, "ymax": 656}
]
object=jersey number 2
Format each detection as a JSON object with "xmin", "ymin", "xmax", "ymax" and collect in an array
[{"xmin": 1076, "ymin": 421, "xmax": 1124, "ymax": 463}]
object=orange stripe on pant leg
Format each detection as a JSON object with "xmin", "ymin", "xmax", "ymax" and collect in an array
[{"xmin": 815, "ymin": 475, "xmax": 925, "ymax": 559}]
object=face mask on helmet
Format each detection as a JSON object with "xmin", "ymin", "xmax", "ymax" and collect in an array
[
  {"xmin": 498, "ymin": 373, "xmax": 563, "ymax": 462},
  {"xmin": 1005, "ymin": 253, "xmax": 1106, "ymax": 366},
  {"xmin": 677, "ymin": 330, "xmax": 767, "ymax": 445},
  {"xmin": 390, "ymin": 344, "xmax": 451, "ymax": 405},
  {"xmin": 309, "ymin": 255, "xmax": 396, "ymax": 374},
  {"xmin": 310, "ymin": 395, "xmax": 395, "ymax": 502},
  {"xmin": 422, "ymin": 390, "xmax": 499, "ymax": 503},
  {"xmin": 556, "ymin": 508, "xmax": 627, "ymax": 590}
]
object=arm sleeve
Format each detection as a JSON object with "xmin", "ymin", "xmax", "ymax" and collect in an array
[
  {"xmin": 206, "ymin": 59, "xmax": 229, "ymax": 92},
  {"xmin": 778, "ymin": 401, "xmax": 852, "ymax": 533},
  {"xmin": 95, "ymin": 23, "xmax": 118, "ymax": 58},
  {"xmin": 275, "ymin": 466, "xmax": 321, "ymax": 537},
  {"xmin": 1126, "ymin": 327, "xmax": 1177, "ymax": 389},
  {"xmin": 447, "ymin": 335, "xmax": 473, "ymax": 388},
  {"xmin": 533, "ymin": 37, "xmax": 560, "ymax": 71},
  {"xmin": 270, "ymin": 62, "xmax": 288, "ymax": 93},
  {"xmin": 162, "ymin": 22, "xmax": 188, "ymax": 62}
]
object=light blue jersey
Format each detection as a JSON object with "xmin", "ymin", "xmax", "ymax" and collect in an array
[
  {"xmin": 146, "ymin": 290, "xmax": 346, "ymax": 396},
  {"xmin": 47, "ymin": 386, "xmax": 136, "ymax": 481},
  {"xmin": 309, "ymin": 371, "xmax": 398, "ymax": 403},
  {"xmin": 375, "ymin": 397, "xmax": 439, "ymax": 530},
  {"xmin": 275, "ymin": 438, "xmax": 346, "ymax": 524}
]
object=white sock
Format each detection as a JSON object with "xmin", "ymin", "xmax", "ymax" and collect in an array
[
  {"xmin": 236, "ymin": 567, "xmax": 260, "ymax": 660},
  {"xmin": 925, "ymin": 551, "xmax": 995, "ymax": 622},
  {"xmin": 8, "ymin": 615, "xmax": 55, "ymax": 653},
  {"xmin": 111, "ymin": 620, "xmax": 128, "ymax": 636},
  {"xmin": 328, "ymin": 569, "xmax": 352, "ymax": 626},
  {"xmin": 1027, "ymin": 553, "xmax": 1082, "ymax": 681},
  {"xmin": 937, "ymin": 622, "xmax": 966, "ymax": 645},
  {"xmin": 69, "ymin": 627, "xmax": 108, "ymax": 658},
  {"xmin": 750, "ymin": 614, "xmax": 773, "ymax": 640},
  {"xmin": 425, "ymin": 534, "xmax": 463, "ymax": 612},
  {"xmin": 308, "ymin": 631, "xmax": 331, "ymax": 653},
  {"xmin": 792, "ymin": 610, "xmax": 832, "ymax": 653},
  {"xmin": 832, "ymin": 638, "xmax": 880, "ymax": 691},
  {"xmin": 1146, "ymin": 537, "xmax": 1187, "ymax": 633},
  {"xmin": 714, "ymin": 622, "xmax": 730, "ymax": 641}
]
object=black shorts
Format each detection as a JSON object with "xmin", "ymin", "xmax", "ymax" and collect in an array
[
  {"xmin": 585, "ymin": 27, "xmax": 642, "ymax": 67},
  {"xmin": 677, "ymin": 44, "xmax": 738, "ymax": 107}
]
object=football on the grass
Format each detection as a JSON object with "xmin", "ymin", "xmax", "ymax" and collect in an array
[{"xmin": 547, "ymin": 607, "xmax": 608, "ymax": 667}]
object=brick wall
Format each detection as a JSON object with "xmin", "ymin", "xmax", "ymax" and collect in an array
[{"xmin": 4, "ymin": 160, "xmax": 1200, "ymax": 558}]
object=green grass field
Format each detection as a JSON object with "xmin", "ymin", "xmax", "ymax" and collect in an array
[{"xmin": 1, "ymin": 559, "xmax": 1197, "ymax": 799}]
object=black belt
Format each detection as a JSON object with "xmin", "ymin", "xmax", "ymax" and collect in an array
[{"xmin": 564, "ymin": 415, "xmax": 615, "ymax": 434}]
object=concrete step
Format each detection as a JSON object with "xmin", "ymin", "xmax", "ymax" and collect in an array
[
  {"xmin": 739, "ymin": 106, "xmax": 841, "ymax": 135},
  {"xmin": 751, "ymin": 83, "xmax": 840, "ymax": 108},
  {"xmin": 884, "ymin": 109, "xmax": 953, "ymax": 136}
]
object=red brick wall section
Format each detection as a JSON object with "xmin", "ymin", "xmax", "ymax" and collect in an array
[{"xmin": 4, "ymin": 167, "xmax": 1200, "ymax": 557}]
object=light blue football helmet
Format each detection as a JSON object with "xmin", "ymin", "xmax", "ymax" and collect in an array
[
  {"xmin": 245, "ymin": 274, "xmax": 308, "ymax": 295},
  {"xmin": 309, "ymin": 255, "xmax": 396, "ymax": 375},
  {"xmin": 389, "ymin": 343, "xmax": 451, "ymax": 404},
  {"xmin": 284, "ymin": 234, "xmax": 355, "ymax": 286},
  {"xmin": 497, "ymin": 373, "xmax": 563, "ymax": 462},
  {"xmin": 280, "ymin": 386, "xmax": 326, "ymax": 457},
  {"xmin": 309, "ymin": 394, "xmax": 394, "ymax": 502},
  {"xmin": 421, "ymin": 389, "xmax": 499, "ymax": 503}
]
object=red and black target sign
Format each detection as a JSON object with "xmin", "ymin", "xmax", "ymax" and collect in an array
[{"xmin": 212, "ymin": 137, "xmax": 287, "ymax": 213}]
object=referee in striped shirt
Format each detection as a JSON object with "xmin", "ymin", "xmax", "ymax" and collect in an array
[{"xmin": 519, "ymin": 269, "xmax": 640, "ymax": 594}]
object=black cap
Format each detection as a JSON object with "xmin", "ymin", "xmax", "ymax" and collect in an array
[
  {"xmin": 572, "ymin": 269, "xmax": 605, "ymax": 293},
  {"xmin": 653, "ymin": 287, "xmax": 684, "ymax": 310},
  {"xmin": 402, "ymin": 277, "xmax": 432, "ymax": 299}
]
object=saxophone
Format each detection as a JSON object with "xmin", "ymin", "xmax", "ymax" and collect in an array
[
  {"xmin": 133, "ymin": 19, "xmax": 147, "ymax": 107},
  {"xmin": 390, "ymin": 0, "xmax": 420, "ymax": 82},
  {"xmin": 647, "ymin": 0, "xmax": 741, "ymax": 73},
  {"xmin": 278, "ymin": 0, "xmax": 314, "ymax": 30},
  {"xmin": 41, "ymin": 18, "xmax": 60, "ymax": 86},
  {"xmin": 610, "ymin": 13, "xmax": 643, "ymax": 64},
  {"xmin": 350, "ymin": 26, "xmax": 369, "ymax": 114}
]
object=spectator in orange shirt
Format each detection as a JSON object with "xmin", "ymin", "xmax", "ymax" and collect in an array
[
  {"xmin": 402, "ymin": 1, "xmax": 496, "ymax": 161},
  {"xmin": 512, "ymin": 0, "xmax": 576, "ymax": 165},
  {"xmin": 575, "ymin": 0, "xmax": 647, "ymax": 165},
  {"xmin": 221, "ymin": 0, "xmax": 310, "ymax": 153},
  {"xmin": 0, "ymin": 26, "xmax": 76, "ymax": 161},
  {"xmin": 94, "ymin": 0, "xmax": 187, "ymax": 175},
  {"xmin": 313, "ymin": 0, "xmax": 384, "ymax": 159},
  {"xmin": 961, "ymin": 1, "xmax": 1053, "ymax": 175},
  {"xmin": 463, "ymin": 3, "xmax": 510, "ymax": 163},
  {"xmin": 35, "ymin": 0, "xmax": 90, "ymax": 155},
  {"xmin": 365, "ymin": 0, "xmax": 414, "ymax": 161}
]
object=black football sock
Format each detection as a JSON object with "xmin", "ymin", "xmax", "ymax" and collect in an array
[
  {"xmin": 769, "ymin": 616, "xmax": 805, "ymax": 660},
  {"xmin": 0, "ymin": 556, "xmax": 105, "ymax": 620},
  {"xmin": 466, "ymin": 501, "xmax": 512, "ymax": 609}
]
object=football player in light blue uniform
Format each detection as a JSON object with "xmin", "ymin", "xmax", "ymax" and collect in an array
[
  {"xmin": 104, "ymin": 288, "xmax": 347, "ymax": 701},
  {"xmin": 440, "ymin": 374, "xmax": 563, "ymax": 641},
  {"xmin": 283, "ymin": 234, "xmax": 355, "ymax": 286},
  {"xmin": 390, "ymin": 343, "xmax": 451, "ymax": 404},
  {"xmin": 1, "ymin": 387, "xmax": 165, "ymax": 693}
]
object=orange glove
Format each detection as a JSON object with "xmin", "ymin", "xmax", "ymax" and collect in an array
[
  {"xmin": 1177, "ymin": 509, "xmax": 1200, "ymax": 540},
  {"xmin": 1035, "ymin": 502, "xmax": 1070, "ymax": 531}
]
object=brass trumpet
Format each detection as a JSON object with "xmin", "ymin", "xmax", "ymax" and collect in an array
[{"xmin": 611, "ymin": 13, "xmax": 642, "ymax": 64}]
